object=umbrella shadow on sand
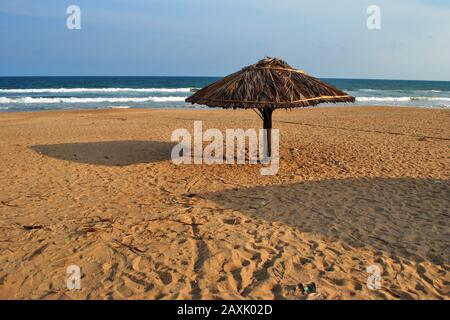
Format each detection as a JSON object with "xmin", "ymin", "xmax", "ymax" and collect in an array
[
  {"xmin": 30, "ymin": 140, "xmax": 176, "ymax": 166},
  {"xmin": 202, "ymin": 177, "xmax": 449, "ymax": 265}
]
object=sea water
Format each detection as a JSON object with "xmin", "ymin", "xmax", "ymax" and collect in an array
[{"xmin": 0, "ymin": 77, "xmax": 449, "ymax": 112}]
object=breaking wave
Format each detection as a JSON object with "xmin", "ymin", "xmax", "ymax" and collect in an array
[
  {"xmin": 0, "ymin": 96, "xmax": 187, "ymax": 104},
  {"xmin": 0, "ymin": 88, "xmax": 195, "ymax": 93},
  {"xmin": 356, "ymin": 96, "xmax": 450, "ymax": 102}
]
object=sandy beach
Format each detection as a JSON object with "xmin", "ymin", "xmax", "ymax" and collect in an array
[{"xmin": 0, "ymin": 106, "xmax": 448, "ymax": 300}]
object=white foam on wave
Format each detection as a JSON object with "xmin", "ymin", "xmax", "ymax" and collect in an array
[
  {"xmin": 108, "ymin": 106, "xmax": 131, "ymax": 109},
  {"xmin": 356, "ymin": 96, "xmax": 450, "ymax": 102},
  {"xmin": 0, "ymin": 88, "xmax": 193, "ymax": 93},
  {"xmin": 414, "ymin": 97, "xmax": 450, "ymax": 101},
  {"xmin": 0, "ymin": 96, "xmax": 187, "ymax": 104},
  {"xmin": 351, "ymin": 89, "xmax": 447, "ymax": 95},
  {"xmin": 357, "ymin": 97, "xmax": 411, "ymax": 102},
  {"xmin": 355, "ymin": 89, "xmax": 377, "ymax": 92}
]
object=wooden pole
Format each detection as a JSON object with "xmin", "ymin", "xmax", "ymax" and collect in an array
[{"xmin": 260, "ymin": 108, "xmax": 273, "ymax": 158}]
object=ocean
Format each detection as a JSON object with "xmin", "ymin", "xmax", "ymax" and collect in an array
[{"xmin": 0, "ymin": 77, "xmax": 449, "ymax": 112}]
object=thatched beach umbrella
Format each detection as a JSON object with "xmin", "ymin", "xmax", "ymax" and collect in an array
[{"xmin": 186, "ymin": 57, "xmax": 355, "ymax": 156}]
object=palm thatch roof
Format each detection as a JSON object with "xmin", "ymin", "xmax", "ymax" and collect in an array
[{"xmin": 186, "ymin": 57, "xmax": 355, "ymax": 109}]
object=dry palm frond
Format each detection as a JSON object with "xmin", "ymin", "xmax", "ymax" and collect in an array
[{"xmin": 186, "ymin": 57, "xmax": 355, "ymax": 109}]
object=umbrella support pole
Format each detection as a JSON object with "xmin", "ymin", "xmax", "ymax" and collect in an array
[{"xmin": 260, "ymin": 108, "xmax": 273, "ymax": 158}]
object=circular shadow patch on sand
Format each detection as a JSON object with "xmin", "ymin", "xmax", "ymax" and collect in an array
[{"xmin": 30, "ymin": 140, "xmax": 176, "ymax": 166}]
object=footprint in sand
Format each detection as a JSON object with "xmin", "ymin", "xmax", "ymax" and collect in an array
[
  {"xmin": 223, "ymin": 217, "xmax": 241, "ymax": 225},
  {"xmin": 157, "ymin": 271, "xmax": 173, "ymax": 285}
]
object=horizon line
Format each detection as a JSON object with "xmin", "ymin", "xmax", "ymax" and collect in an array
[{"xmin": 0, "ymin": 75, "xmax": 449, "ymax": 83}]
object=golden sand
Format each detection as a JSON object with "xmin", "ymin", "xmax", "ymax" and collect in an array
[{"xmin": 0, "ymin": 106, "xmax": 449, "ymax": 299}]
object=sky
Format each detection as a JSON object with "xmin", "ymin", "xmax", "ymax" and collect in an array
[{"xmin": 0, "ymin": 0, "xmax": 449, "ymax": 80}]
